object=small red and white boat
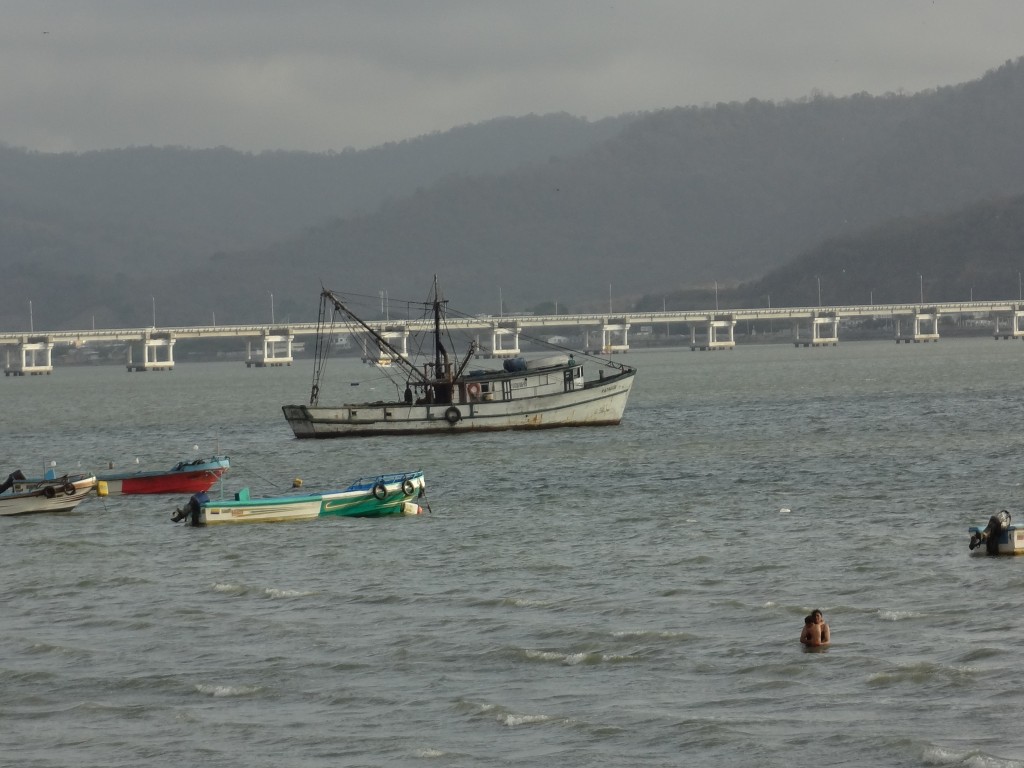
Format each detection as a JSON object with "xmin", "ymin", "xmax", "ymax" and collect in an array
[{"xmin": 97, "ymin": 455, "xmax": 230, "ymax": 495}]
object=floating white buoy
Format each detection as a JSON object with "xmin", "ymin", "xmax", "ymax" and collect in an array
[
  {"xmin": 193, "ymin": 444, "xmax": 199, "ymax": 452},
  {"xmin": 401, "ymin": 502, "xmax": 425, "ymax": 516},
  {"xmin": 779, "ymin": 507, "xmax": 791, "ymax": 513}
]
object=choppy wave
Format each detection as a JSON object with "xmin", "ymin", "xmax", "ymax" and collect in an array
[
  {"xmin": 194, "ymin": 683, "xmax": 263, "ymax": 697},
  {"xmin": 8, "ymin": 345, "xmax": 1024, "ymax": 766}
]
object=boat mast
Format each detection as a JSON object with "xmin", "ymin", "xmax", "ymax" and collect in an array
[
  {"xmin": 433, "ymin": 275, "xmax": 445, "ymax": 382},
  {"xmin": 309, "ymin": 292, "xmax": 331, "ymax": 405}
]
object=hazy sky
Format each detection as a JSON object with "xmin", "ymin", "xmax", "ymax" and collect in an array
[{"xmin": 2, "ymin": 1, "xmax": 1022, "ymax": 154}]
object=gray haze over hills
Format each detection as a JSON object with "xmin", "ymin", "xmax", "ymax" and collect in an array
[
  {"xmin": 4, "ymin": 57, "xmax": 1024, "ymax": 329},
  {"xmin": 6, "ymin": 2, "xmax": 1022, "ymax": 155}
]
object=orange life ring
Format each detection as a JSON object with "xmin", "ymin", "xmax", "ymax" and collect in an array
[{"xmin": 467, "ymin": 382, "xmax": 481, "ymax": 398}]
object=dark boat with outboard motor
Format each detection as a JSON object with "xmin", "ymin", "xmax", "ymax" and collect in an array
[{"xmin": 968, "ymin": 509, "xmax": 1024, "ymax": 554}]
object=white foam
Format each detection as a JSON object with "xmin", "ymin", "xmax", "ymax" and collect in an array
[
  {"xmin": 878, "ymin": 609, "xmax": 923, "ymax": 621},
  {"xmin": 414, "ymin": 748, "xmax": 447, "ymax": 758},
  {"xmin": 212, "ymin": 582, "xmax": 245, "ymax": 594},
  {"xmin": 263, "ymin": 587, "xmax": 315, "ymax": 598},
  {"xmin": 195, "ymin": 683, "xmax": 261, "ymax": 697},
  {"xmin": 501, "ymin": 713, "xmax": 553, "ymax": 727},
  {"xmin": 524, "ymin": 649, "xmax": 564, "ymax": 663}
]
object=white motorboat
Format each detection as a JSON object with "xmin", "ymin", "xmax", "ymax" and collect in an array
[{"xmin": 0, "ymin": 470, "xmax": 97, "ymax": 516}]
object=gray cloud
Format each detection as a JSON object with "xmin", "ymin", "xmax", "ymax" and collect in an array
[{"xmin": 1, "ymin": 0, "xmax": 1022, "ymax": 152}]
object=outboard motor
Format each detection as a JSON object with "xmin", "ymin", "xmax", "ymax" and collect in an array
[
  {"xmin": 969, "ymin": 509, "xmax": 1011, "ymax": 554},
  {"xmin": 0, "ymin": 470, "xmax": 26, "ymax": 495},
  {"xmin": 171, "ymin": 492, "xmax": 209, "ymax": 526}
]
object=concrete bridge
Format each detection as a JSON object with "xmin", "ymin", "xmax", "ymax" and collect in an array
[{"xmin": 3, "ymin": 300, "xmax": 1024, "ymax": 375}]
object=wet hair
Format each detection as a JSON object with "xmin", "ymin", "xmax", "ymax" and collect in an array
[
  {"xmin": 804, "ymin": 615, "xmax": 814, "ymax": 624},
  {"xmin": 811, "ymin": 609, "xmax": 823, "ymax": 619}
]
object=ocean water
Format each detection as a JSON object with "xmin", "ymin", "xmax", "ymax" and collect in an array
[{"xmin": 4, "ymin": 339, "xmax": 1024, "ymax": 767}]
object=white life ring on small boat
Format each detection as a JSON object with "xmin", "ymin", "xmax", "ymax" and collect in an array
[
  {"xmin": 372, "ymin": 482, "xmax": 388, "ymax": 500},
  {"xmin": 444, "ymin": 406, "xmax": 462, "ymax": 424},
  {"xmin": 402, "ymin": 479, "xmax": 416, "ymax": 496},
  {"xmin": 467, "ymin": 382, "xmax": 481, "ymax": 398}
]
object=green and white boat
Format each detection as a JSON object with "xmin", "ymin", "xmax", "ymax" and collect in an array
[{"xmin": 172, "ymin": 470, "xmax": 426, "ymax": 525}]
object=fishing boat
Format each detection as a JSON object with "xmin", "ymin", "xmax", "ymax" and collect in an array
[
  {"xmin": 0, "ymin": 470, "xmax": 97, "ymax": 516},
  {"xmin": 969, "ymin": 510, "xmax": 1024, "ymax": 554},
  {"xmin": 281, "ymin": 282, "xmax": 636, "ymax": 437},
  {"xmin": 12, "ymin": 455, "xmax": 230, "ymax": 495},
  {"xmin": 171, "ymin": 470, "xmax": 427, "ymax": 525},
  {"xmin": 97, "ymin": 455, "xmax": 230, "ymax": 495}
]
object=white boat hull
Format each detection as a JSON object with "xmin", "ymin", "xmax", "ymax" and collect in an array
[
  {"xmin": 283, "ymin": 370, "xmax": 635, "ymax": 438},
  {"xmin": 202, "ymin": 497, "xmax": 323, "ymax": 525},
  {"xmin": 0, "ymin": 476, "xmax": 97, "ymax": 516}
]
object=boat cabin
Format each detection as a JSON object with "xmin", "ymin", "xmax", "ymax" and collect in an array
[{"xmin": 407, "ymin": 355, "xmax": 583, "ymax": 406}]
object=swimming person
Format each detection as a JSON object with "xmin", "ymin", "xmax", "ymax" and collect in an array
[{"xmin": 800, "ymin": 609, "xmax": 830, "ymax": 647}]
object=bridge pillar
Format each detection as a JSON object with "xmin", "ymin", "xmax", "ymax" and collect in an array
[
  {"xmin": 484, "ymin": 324, "xmax": 521, "ymax": 359},
  {"xmin": 127, "ymin": 332, "xmax": 176, "ymax": 371},
  {"xmin": 601, "ymin": 319, "xmax": 630, "ymax": 354},
  {"xmin": 993, "ymin": 308, "xmax": 1024, "ymax": 339},
  {"xmin": 361, "ymin": 326, "xmax": 409, "ymax": 366},
  {"xmin": 3, "ymin": 337, "xmax": 54, "ymax": 376},
  {"xmin": 246, "ymin": 329, "xmax": 294, "ymax": 367},
  {"xmin": 690, "ymin": 315, "xmax": 736, "ymax": 351},
  {"xmin": 793, "ymin": 312, "xmax": 839, "ymax": 347},
  {"xmin": 894, "ymin": 310, "xmax": 940, "ymax": 343}
]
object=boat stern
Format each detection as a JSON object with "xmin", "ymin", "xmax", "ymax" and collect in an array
[{"xmin": 969, "ymin": 510, "xmax": 1024, "ymax": 554}]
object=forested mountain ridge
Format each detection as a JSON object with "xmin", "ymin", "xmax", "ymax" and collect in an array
[
  {"xmin": 740, "ymin": 193, "xmax": 1024, "ymax": 310},
  {"xmin": 0, "ymin": 112, "xmax": 634, "ymax": 329},
  {"xmin": 203, "ymin": 57, "xmax": 1024, "ymax": 321},
  {"xmin": 4, "ymin": 58, "xmax": 1024, "ymax": 329}
]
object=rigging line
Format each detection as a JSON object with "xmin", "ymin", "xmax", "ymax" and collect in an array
[
  {"xmin": 311, "ymin": 297, "xmax": 406, "ymax": 398},
  {"xmin": 438, "ymin": 308, "xmax": 629, "ymax": 368},
  {"xmin": 321, "ymin": 289, "xmax": 434, "ymax": 319},
  {"xmin": 322, "ymin": 289, "xmax": 428, "ymax": 385},
  {"xmin": 220, "ymin": 457, "xmax": 304, "ymax": 497}
]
